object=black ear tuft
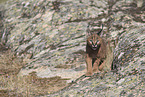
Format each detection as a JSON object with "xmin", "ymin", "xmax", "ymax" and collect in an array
[{"xmin": 97, "ymin": 24, "xmax": 103, "ymax": 35}]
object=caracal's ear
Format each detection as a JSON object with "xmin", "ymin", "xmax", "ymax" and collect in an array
[
  {"xmin": 86, "ymin": 25, "xmax": 92, "ymax": 37},
  {"xmin": 97, "ymin": 24, "xmax": 103, "ymax": 36}
]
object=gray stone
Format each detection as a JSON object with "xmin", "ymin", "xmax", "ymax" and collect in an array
[{"xmin": 0, "ymin": 0, "xmax": 145, "ymax": 96}]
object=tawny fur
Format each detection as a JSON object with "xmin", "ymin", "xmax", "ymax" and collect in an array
[{"xmin": 85, "ymin": 33, "xmax": 107, "ymax": 76}]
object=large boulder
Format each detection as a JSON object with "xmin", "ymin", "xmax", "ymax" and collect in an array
[{"xmin": 0, "ymin": 0, "xmax": 144, "ymax": 96}]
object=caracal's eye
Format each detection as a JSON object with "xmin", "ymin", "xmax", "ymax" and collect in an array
[
  {"xmin": 95, "ymin": 40, "xmax": 100, "ymax": 45},
  {"xmin": 89, "ymin": 40, "xmax": 92, "ymax": 44}
]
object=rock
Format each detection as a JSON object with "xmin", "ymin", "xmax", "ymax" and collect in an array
[
  {"xmin": 0, "ymin": 0, "xmax": 144, "ymax": 96},
  {"xmin": 116, "ymin": 78, "xmax": 125, "ymax": 85}
]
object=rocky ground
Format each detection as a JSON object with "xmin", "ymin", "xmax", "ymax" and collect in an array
[{"xmin": 0, "ymin": 0, "xmax": 145, "ymax": 96}]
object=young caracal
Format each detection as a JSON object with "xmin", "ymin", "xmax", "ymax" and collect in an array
[{"xmin": 85, "ymin": 24, "xmax": 108, "ymax": 76}]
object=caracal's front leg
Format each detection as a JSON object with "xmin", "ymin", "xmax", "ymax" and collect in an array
[
  {"xmin": 99, "ymin": 59, "xmax": 109, "ymax": 72},
  {"xmin": 93, "ymin": 58, "xmax": 100, "ymax": 73},
  {"xmin": 99, "ymin": 60, "xmax": 104, "ymax": 71},
  {"xmin": 85, "ymin": 54, "xmax": 93, "ymax": 76}
]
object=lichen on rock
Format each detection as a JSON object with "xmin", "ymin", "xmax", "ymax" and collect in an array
[{"xmin": 0, "ymin": 0, "xmax": 145, "ymax": 96}]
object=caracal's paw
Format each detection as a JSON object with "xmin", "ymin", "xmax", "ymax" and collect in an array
[
  {"xmin": 99, "ymin": 65, "xmax": 104, "ymax": 71},
  {"xmin": 93, "ymin": 69, "xmax": 100, "ymax": 73},
  {"xmin": 85, "ymin": 72, "xmax": 93, "ymax": 77}
]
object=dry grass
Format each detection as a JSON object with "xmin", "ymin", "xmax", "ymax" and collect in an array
[
  {"xmin": 55, "ymin": 64, "xmax": 72, "ymax": 69},
  {"xmin": 0, "ymin": 50, "xmax": 68, "ymax": 96},
  {"xmin": 0, "ymin": 50, "xmax": 23, "ymax": 75}
]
